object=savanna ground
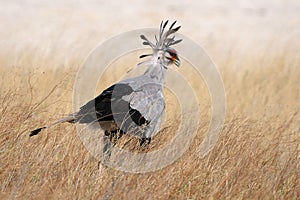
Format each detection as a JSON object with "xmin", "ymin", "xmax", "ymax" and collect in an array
[{"xmin": 0, "ymin": 1, "xmax": 300, "ymax": 199}]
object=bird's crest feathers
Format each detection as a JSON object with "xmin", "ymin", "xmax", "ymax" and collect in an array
[{"xmin": 139, "ymin": 20, "xmax": 182, "ymax": 61}]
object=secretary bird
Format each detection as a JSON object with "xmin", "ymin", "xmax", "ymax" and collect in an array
[{"xmin": 30, "ymin": 20, "xmax": 182, "ymax": 152}]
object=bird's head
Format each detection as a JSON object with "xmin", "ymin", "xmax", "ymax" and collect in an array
[
  {"xmin": 164, "ymin": 47, "xmax": 180, "ymax": 67},
  {"xmin": 139, "ymin": 20, "xmax": 182, "ymax": 68}
]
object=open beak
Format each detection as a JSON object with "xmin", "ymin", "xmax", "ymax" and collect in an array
[{"xmin": 173, "ymin": 56, "xmax": 181, "ymax": 67}]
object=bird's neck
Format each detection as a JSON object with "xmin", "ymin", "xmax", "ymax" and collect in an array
[{"xmin": 144, "ymin": 63, "xmax": 167, "ymax": 83}]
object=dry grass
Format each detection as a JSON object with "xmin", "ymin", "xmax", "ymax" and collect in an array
[
  {"xmin": 0, "ymin": 40, "xmax": 299, "ymax": 199},
  {"xmin": 0, "ymin": 1, "xmax": 299, "ymax": 197}
]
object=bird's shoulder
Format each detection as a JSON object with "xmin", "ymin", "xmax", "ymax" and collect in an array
[{"xmin": 79, "ymin": 83, "xmax": 134, "ymax": 111}]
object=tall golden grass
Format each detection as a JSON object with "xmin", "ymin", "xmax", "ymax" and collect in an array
[{"xmin": 0, "ymin": 37, "xmax": 299, "ymax": 199}]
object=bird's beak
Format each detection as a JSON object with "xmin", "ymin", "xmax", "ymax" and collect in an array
[{"xmin": 173, "ymin": 57, "xmax": 181, "ymax": 67}]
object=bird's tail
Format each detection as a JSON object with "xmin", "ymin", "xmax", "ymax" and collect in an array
[{"xmin": 29, "ymin": 113, "xmax": 78, "ymax": 137}]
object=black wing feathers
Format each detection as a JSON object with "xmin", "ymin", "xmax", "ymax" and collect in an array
[{"xmin": 76, "ymin": 83, "xmax": 149, "ymax": 128}]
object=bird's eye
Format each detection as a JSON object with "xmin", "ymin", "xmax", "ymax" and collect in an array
[
  {"xmin": 167, "ymin": 50, "xmax": 177, "ymax": 57},
  {"xmin": 169, "ymin": 52, "xmax": 175, "ymax": 56}
]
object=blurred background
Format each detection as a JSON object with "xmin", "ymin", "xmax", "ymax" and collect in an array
[
  {"xmin": 0, "ymin": 1, "xmax": 299, "ymax": 199},
  {"xmin": 1, "ymin": 0, "xmax": 299, "ymax": 70}
]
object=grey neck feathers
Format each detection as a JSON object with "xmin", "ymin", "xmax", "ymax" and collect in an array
[
  {"xmin": 143, "ymin": 52, "xmax": 169, "ymax": 83},
  {"xmin": 144, "ymin": 62, "xmax": 167, "ymax": 83}
]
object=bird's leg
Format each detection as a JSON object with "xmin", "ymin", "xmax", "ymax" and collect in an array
[
  {"xmin": 140, "ymin": 137, "xmax": 151, "ymax": 147},
  {"xmin": 116, "ymin": 130, "xmax": 124, "ymax": 140},
  {"xmin": 109, "ymin": 129, "xmax": 124, "ymax": 144},
  {"xmin": 103, "ymin": 129, "xmax": 124, "ymax": 158},
  {"xmin": 103, "ymin": 131, "xmax": 112, "ymax": 158},
  {"xmin": 109, "ymin": 130, "xmax": 122, "ymax": 145}
]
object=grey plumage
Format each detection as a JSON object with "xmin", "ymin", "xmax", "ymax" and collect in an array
[{"xmin": 30, "ymin": 20, "xmax": 182, "ymax": 148}]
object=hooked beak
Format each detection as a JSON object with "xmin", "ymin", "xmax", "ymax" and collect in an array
[{"xmin": 173, "ymin": 56, "xmax": 181, "ymax": 67}]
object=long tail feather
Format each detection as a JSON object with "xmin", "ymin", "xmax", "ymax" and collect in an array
[
  {"xmin": 29, "ymin": 127, "xmax": 47, "ymax": 136},
  {"xmin": 29, "ymin": 113, "xmax": 77, "ymax": 137}
]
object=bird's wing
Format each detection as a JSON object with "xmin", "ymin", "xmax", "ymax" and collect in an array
[
  {"xmin": 75, "ymin": 83, "xmax": 150, "ymax": 128},
  {"xmin": 76, "ymin": 83, "xmax": 134, "ymax": 123},
  {"xmin": 120, "ymin": 83, "xmax": 166, "ymax": 138},
  {"xmin": 75, "ymin": 77, "xmax": 166, "ymax": 136},
  {"xmin": 122, "ymin": 82, "xmax": 165, "ymax": 122}
]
